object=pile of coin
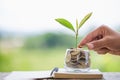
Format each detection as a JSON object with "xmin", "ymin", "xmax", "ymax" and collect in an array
[{"xmin": 65, "ymin": 48, "xmax": 90, "ymax": 69}]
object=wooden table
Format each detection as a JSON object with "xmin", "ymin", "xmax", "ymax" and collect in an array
[{"xmin": 0, "ymin": 72, "xmax": 120, "ymax": 80}]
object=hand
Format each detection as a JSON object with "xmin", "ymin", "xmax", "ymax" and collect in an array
[{"xmin": 78, "ymin": 25, "xmax": 120, "ymax": 55}]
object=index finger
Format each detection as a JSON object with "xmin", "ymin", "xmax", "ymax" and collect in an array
[{"xmin": 78, "ymin": 26, "xmax": 103, "ymax": 47}]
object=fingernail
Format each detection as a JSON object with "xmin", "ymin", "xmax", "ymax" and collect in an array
[{"xmin": 87, "ymin": 43, "xmax": 94, "ymax": 49}]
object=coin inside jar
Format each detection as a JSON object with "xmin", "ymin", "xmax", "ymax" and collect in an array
[
  {"xmin": 65, "ymin": 48, "xmax": 90, "ymax": 72},
  {"xmin": 65, "ymin": 52, "xmax": 71, "ymax": 63}
]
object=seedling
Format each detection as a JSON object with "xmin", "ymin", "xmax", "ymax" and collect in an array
[{"xmin": 55, "ymin": 12, "xmax": 92, "ymax": 49}]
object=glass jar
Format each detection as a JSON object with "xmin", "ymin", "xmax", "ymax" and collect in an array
[{"xmin": 64, "ymin": 48, "xmax": 90, "ymax": 72}]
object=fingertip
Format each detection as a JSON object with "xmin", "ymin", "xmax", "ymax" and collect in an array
[
  {"xmin": 86, "ymin": 43, "xmax": 94, "ymax": 50},
  {"xmin": 78, "ymin": 41, "xmax": 86, "ymax": 48},
  {"xmin": 77, "ymin": 44, "xmax": 83, "ymax": 48}
]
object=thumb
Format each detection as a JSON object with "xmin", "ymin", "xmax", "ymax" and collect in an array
[{"xmin": 87, "ymin": 38, "xmax": 106, "ymax": 50}]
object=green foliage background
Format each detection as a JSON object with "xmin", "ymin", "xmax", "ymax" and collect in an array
[{"xmin": 0, "ymin": 31, "xmax": 120, "ymax": 72}]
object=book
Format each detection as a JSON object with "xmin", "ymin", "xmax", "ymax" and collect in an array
[
  {"xmin": 4, "ymin": 71, "xmax": 52, "ymax": 80},
  {"xmin": 4, "ymin": 68, "xmax": 103, "ymax": 80},
  {"xmin": 54, "ymin": 69, "xmax": 103, "ymax": 79}
]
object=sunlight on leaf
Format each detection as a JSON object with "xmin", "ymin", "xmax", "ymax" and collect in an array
[
  {"xmin": 79, "ymin": 12, "xmax": 92, "ymax": 29},
  {"xmin": 76, "ymin": 19, "xmax": 78, "ymax": 30},
  {"xmin": 55, "ymin": 18, "xmax": 75, "ymax": 32}
]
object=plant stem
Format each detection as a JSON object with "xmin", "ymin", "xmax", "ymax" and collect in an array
[
  {"xmin": 75, "ymin": 19, "xmax": 79, "ymax": 50},
  {"xmin": 75, "ymin": 34, "xmax": 77, "ymax": 49},
  {"xmin": 75, "ymin": 30, "xmax": 78, "ymax": 49}
]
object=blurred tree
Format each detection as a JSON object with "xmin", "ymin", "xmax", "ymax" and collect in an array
[{"xmin": 24, "ymin": 33, "xmax": 77, "ymax": 49}]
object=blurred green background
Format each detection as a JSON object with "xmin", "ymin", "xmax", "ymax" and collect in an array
[{"xmin": 0, "ymin": 26, "xmax": 120, "ymax": 72}]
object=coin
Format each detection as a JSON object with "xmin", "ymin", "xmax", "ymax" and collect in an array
[{"xmin": 65, "ymin": 53, "xmax": 71, "ymax": 63}]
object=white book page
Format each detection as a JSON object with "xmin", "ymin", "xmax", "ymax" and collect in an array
[
  {"xmin": 4, "ymin": 71, "xmax": 52, "ymax": 80},
  {"xmin": 57, "ymin": 69, "xmax": 102, "ymax": 74}
]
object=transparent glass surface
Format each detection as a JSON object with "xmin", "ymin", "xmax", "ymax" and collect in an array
[{"xmin": 64, "ymin": 48, "xmax": 90, "ymax": 72}]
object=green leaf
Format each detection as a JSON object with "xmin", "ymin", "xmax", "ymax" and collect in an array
[
  {"xmin": 79, "ymin": 12, "xmax": 92, "ymax": 29},
  {"xmin": 76, "ymin": 19, "xmax": 78, "ymax": 30},
  {"xmin": 55, "ymin": 18, "xmax": 75, "ymax": 32}
]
